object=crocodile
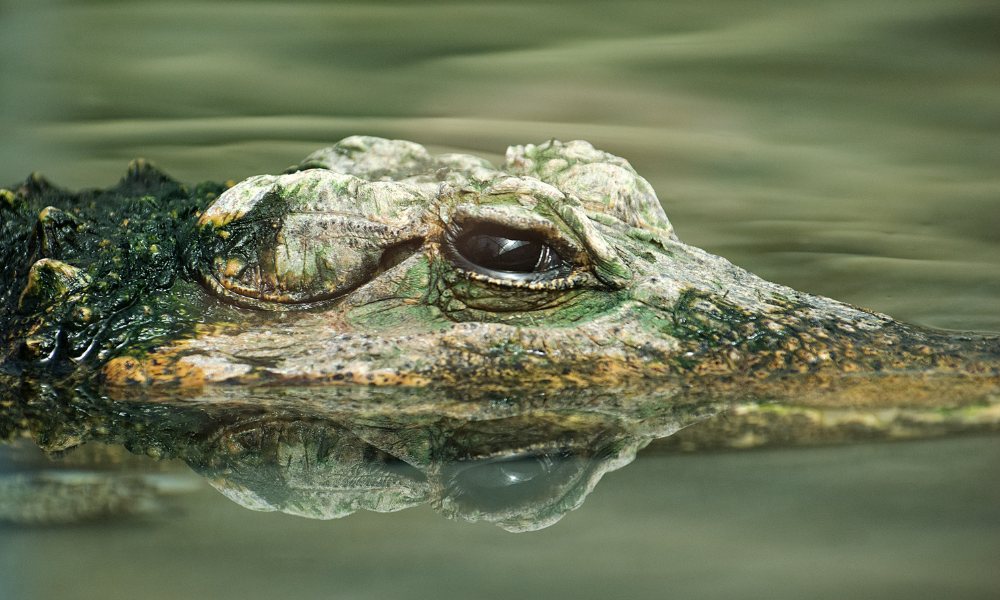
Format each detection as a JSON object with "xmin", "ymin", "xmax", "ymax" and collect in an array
[
  {"xmin": 2, "ymin": 136, "xmax": 999, "ymax": 529},
  {"xmin": 4, "ymin": 385, "xmax": 694, "ymax": 532},
  {"xmin": 4, "ymin": 374, "xmax": 997, "ymax": 530},
  {"xmin": 2, "ymin": 135, "xmax": 998, "ymax": 408}
]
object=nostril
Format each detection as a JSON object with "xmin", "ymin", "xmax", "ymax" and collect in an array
[{"xmin": 378, "ymin": 238, "xmax": 424, "ymax": 273}]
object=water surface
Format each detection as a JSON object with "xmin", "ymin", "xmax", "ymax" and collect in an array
[{"xmin": 1, "ymin": 1, "xmax": 999, "ymax": 598}]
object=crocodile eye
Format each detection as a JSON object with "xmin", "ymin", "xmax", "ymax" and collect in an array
[
  {"xmin": 457, "ymin": 454, "xmax": 552, "ymax": 489},
  {"xmin": 447, "ymin": 224, "xmax": 571, "ymax": 282},
  {"xmin": 443, "ymin": 451, "xmax": 576, "ymax": 512}
]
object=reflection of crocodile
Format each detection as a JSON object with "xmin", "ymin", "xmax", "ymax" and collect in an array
[
  {"xmin": 1, "ymin": 136, "xmax": 998, "ymax": 413},
  {"xmin": 2, "ymin": 136, "xmax": 997, "ymax": 529},
  {"xmin": 190, "ymin": 397, "xmax": 683, "ymax": 532},
  {"xmin": 3, "ymin": 379, "xmax": 997, "ymax": 530},
  {"xmin": 2, "ymin": 385, "xmax": 714, "ymax": 531}
]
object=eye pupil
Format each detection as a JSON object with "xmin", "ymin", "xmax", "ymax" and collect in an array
[
  {"xmin": 460, "ymin": 235, "xmax": 544, "ymax": 272},
  {"xmin": 450, "ymin": 224, "xmax": 568, "ymax": 282}
]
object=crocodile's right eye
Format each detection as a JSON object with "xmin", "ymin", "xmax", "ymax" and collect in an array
[{"xmin": 445, "ymin": 223, "xmax": 573, "ymax": 283}]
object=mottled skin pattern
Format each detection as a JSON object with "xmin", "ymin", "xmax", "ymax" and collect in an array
[
  {"xmin": 1, "ymin": 381, "xmax": 708, "ymax": 531},
  {"xmin": 2, "ymin": 136, "xmax": 999, "ymax": 408},
  {"xmin": 2, "ymin": 138, "xmax": 999, "ymax": 529}
]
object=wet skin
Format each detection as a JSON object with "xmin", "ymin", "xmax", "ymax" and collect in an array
[
  {"xmin": 2, "ymin": 137, "xmax": 998, "ymax": 529},
  {"xmin": 0, "ymin": 382, "xmax": 702, "ymax": 531},
  {"xmin": 2, "ymin": 136, "xmax": 998, "ymax": 408}
]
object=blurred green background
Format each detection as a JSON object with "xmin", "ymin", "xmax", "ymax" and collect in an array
[
  {"xmin": 2, "ymin": 3, "xmax": 999, "ymax": 599},
  {"xmin": 2, "ymin": 0, "xmax": 999, "ymax": 330}
]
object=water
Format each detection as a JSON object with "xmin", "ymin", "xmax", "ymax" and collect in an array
[
  {"xmin": 3, "ymin": 437, "xmax": 999, "ymax": 600},
  {"xmin": 1, "ymin": 0, "xmax": 999, "ymax": 598}
]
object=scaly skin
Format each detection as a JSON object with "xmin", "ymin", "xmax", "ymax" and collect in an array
[
  {"xmin": 2, "ymin": 136, "xmax": 999, "ymax": 411},
  {"xmin": 2, "ymin": 139, "xmax": 999, "ymax": 530},
  {"xmin": 5, "ymin": 376, "xmax": 997, "ymax": 530},
  {"xmin": 1, "ymin": 379, "xmax": 709, "ymax": 531}
]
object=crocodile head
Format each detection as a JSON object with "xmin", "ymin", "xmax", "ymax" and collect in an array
[
  {"xmin": 4, "ymin": 137, "xmax": 999, "ymax": 530},
  {"xmin": 2, "ymin": 137, "xmax": 998, "ymax": 408}
]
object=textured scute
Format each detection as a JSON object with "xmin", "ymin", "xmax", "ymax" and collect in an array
[
  {"xmin": 4, "ymin": 139, "xmax": 1000, "ymax": 531},
  {"xmin": 1, "ymin": 164, "xmax": 228, "ymax": 378},
  {"xmin": 196, "ymin": 170, "xmax": 430, "ymax": 307},
  {"xmin": 296, "ymin": 135, "xmax": 435, "ymax": 181},
  {"xmin": 1, "ymin": 137, "xmax": 998, "ymax": 408},
  {"xmin": 504, "ymin": 139, "xmax": 674, "ymax": 237}
]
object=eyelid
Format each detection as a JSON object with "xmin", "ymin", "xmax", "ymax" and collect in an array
[{"xmin": 447, "ymin": 204, "xmax": 586, "ymax": 261}]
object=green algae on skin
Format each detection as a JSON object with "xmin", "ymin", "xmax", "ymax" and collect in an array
[
  {"xmin": 1, "ymin": 163, "xmax": 228, "ymax": 381},
  {"xmin": 0, "ymin": 137, "xmax": 997, "ymax": 420}
]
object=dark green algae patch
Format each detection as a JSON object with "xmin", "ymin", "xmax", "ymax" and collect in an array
[{"xmin": 0, "ymin": 161, "xmax": 233, "ymax": 384}]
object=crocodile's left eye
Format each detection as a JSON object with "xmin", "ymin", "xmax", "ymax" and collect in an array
[{"xmin": 446, "ymin": 223, "xmax": 572, "ymax": 282}]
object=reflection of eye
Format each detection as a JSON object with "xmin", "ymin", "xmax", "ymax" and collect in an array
[
  {"xmin": 457, "ymin": 454, "xmax": 553, "ymax": 489},
  {"xmin": 443, "ymin": 450, "xmax": 580, "ymax": 512},
  {"xmin": 447, "ymin": 224, "xmax": 572, "ymax": 282}
]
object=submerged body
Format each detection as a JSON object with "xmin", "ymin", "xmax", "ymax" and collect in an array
[
  {"xmin": 3, "ymin": 137, "xmax": 998, "ymax": 529},
  {"xmin": 1, "ymin": 136, "xmax": 998, "ymax": 408}
]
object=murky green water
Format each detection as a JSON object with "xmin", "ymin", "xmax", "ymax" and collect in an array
[
  {"xmin": 2, "ymin": 0, "xmax": 999, "ymax": 598},
  {"xmin": 3, "ymin": 436, "xmax": 999, "ymax": 600}
]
